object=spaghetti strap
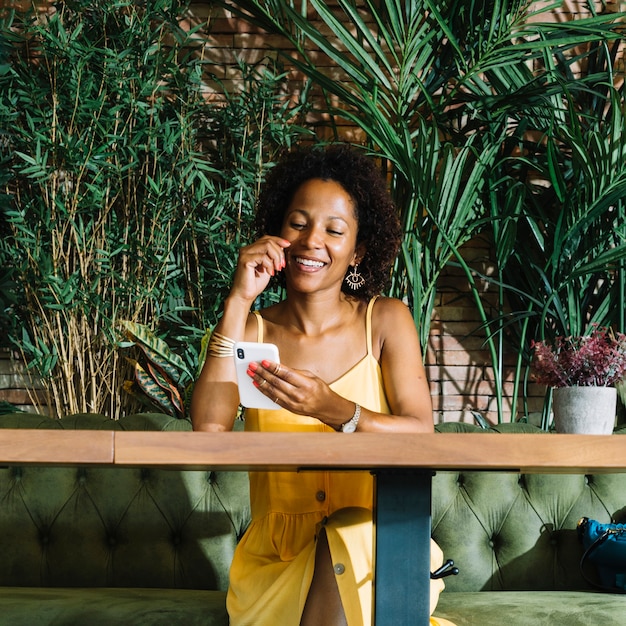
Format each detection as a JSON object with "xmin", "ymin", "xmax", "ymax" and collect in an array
[
  {"xmin": 253, "ymin": 311, "xmax": 264, "ymax": 342},
  {"xmin": 365, "ymin": 296, "xmax": 378, "ymax": 356}
]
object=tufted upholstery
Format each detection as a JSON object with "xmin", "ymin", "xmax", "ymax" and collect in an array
[
  {"xmin": 432, "ymin": 423, "xmax": 626, "ymax": 625},
  {"xmin": 433, "ymin": 470, "xmax": 626, "ymax": 592},
  {"xmin": 0, "ymin": 412, "xmax": 249, "ymax": 626}
]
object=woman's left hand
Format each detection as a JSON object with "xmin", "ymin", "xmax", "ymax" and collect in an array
[{"xmin": 246, "ymin": 359, "xmax": 348, "ymax": 429}]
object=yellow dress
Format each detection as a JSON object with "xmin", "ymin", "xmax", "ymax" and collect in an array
[{"xmin": 227, "ymin": 297, "xmax": 455, "ymax": 626}]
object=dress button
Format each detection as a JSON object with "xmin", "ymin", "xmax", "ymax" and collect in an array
[
  {"xmin": 334, "ymin": 563, "xmax": 345, "ymax": 575},
  {"xmin": 316, "ymin": 490, "xmax": 326, "ymax": 502}
]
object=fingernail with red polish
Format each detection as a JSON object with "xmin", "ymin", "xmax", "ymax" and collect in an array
[
  {"xmin": 248, "ymin": 362, "xmax": 258, "ymax": 372},
  {"xmin": 261, "ymin": 360, "xmax": 271, "ymax": 368}
]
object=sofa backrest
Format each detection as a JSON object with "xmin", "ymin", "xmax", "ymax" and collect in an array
[
  {"xmin": 4, "ymin": 413, "xmax": 624, "ymax": 594},
  {"xmin": 432, "ymin": 423, "xmax": 626, "ymax": 592},
  {"xmin": 0, "ymin": 413, "xmax": 250, "ymax": 591}
]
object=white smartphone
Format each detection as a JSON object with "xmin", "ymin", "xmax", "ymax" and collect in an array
[{"xmin": 234, "ymin": 342, "xmax": 281, "ymax": 410}]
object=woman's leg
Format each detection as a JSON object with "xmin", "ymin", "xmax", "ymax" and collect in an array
[{"xmin": 300, "ymin": 529, "xmax": 348, "ymax": 626}]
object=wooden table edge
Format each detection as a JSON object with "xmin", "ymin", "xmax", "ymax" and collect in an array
[
  {"xmin": 112, "ymin": 431, "xmax": 626, "ymax": 474},
  {"xmin": 0, "ymin": 429, "xmax": 115, "ymax": 465}
]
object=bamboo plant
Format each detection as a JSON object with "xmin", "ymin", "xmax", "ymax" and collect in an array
[{"xmin": 0, "ymin": 0, "xmax": 313, "ymax": 417}]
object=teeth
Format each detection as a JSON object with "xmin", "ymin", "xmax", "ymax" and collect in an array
[{"xmin": 295, "ymin": 257, "xmax": 324, "ymax": 268}]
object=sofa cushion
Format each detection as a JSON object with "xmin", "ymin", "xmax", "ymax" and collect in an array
[
  {"xmin": 435, "ymin": 591, "xmax": 626, "ymax": 625},
  {"xmin": 432, "ymin": 423, "xmax": 626, "ymax": 593},
  {"xmin": 0, "ymin": 587, "xmax": 228, "ymax": 626},
  {"xmin": 0, "ymin": 412, "xmax": 192, "ymax": 431}
]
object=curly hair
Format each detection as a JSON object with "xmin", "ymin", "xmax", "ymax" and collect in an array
[{"xmin": 254, "ymin": 144, "xmax": 401, "ymax": 300}]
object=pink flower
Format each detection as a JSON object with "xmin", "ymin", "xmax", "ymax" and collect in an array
[{"xmin": 531, "ymin": 326, "xmax": 626, "ymax": 388}]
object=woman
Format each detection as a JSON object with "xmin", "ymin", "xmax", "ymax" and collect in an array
[{"xmin": 191, "ymin": 145, "xmax": 454, "ymax": 626}]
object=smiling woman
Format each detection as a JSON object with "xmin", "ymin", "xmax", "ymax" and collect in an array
[
  {"xmin": 190, "ymin": 144, "xmax": 455, "ymax": 626},
  {"xmin": 281, "ymin": 178, "xmax": 362, "ymax": 297},
  {"xmin": 255, "ymin": 145, "xmax": 402, "ymax": 301}
]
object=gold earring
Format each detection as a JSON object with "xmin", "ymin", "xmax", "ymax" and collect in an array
[{"xmin": 345, "ymin": 264, "xmax": 365, "ymax": 290}]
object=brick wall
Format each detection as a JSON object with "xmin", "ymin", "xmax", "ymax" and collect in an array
[
  {"xmin": 424, "ymin": 237, "xmax": 546, "ymax": 425},
  {"xmin": 0, "ymin": 349, "xmax": 47, "ymax": 414}
]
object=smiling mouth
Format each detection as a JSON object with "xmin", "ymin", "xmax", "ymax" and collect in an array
[{"xmin": 293, "ymin": 256, "xmax": 326, "ymax": 268}]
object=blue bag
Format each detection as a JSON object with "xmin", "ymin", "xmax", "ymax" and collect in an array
[{"xmin": 578, "ymin": 517, "xmax": 626, "ymax": 592}]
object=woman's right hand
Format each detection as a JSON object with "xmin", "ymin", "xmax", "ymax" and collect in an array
[
  {"xmin": 192, "ymin": 235, "xmax": 290, "ymax": 433},
  {"xmin": 229, "ymin": 236, "xmax": 291, "ymax": 303}
]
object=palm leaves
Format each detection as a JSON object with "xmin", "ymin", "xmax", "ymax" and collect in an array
[
  {"xmin": 213, "ymin": 0, "xmax": 626, "ymax": 423},
  {"xmin": 504, "ymin": 81, "xmax": 626, "ymax": 342},
  {"xmin": 216, "ymin": 0, "xmax": 624, "ymax": 312}
]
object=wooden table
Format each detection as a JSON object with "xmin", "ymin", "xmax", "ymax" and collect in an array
[
  {"xmin": 3, "ymin": 430, "xmax": 626, "ymax": 625},
  {"xmin": 0, "ymin": 429, "xmax": 114, "ymax": 464}
]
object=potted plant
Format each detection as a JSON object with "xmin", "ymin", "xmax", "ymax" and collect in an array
[{"xmin": 531, "ymin": 327, "xmax": 626, "ymax": 434}]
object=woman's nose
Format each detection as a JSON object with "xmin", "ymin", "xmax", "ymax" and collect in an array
[{"xmin": 300, "ymin": 226, "xmax": 324, "ymax": 248}]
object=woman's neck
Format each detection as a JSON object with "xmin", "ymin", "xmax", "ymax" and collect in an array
[{"xmin": 275, "ymin": 289, "xmax": 360, "ymax": 337}]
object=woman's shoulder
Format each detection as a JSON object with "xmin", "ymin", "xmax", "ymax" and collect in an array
[
  {"xmin": 370, "ymin": 297, "xmax": 417, "ymax": 354},
  {"xmin": 252, "ymin": 301, "xmax": 285, "ymax": 323},
  {"xmin": 370, "ymin": 296, "xmax": 412, "ymax": 321},
  {"xmin": 243, "ymin": 301, "xmax": 287, "ymax": 340}
]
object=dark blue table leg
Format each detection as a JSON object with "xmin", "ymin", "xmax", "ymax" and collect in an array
[{"xmin": 373, "ymin": 470, "xmax": 433, "ymax": 626}]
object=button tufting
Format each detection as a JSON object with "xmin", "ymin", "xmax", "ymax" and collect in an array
[
  {"xmin": 334, "ymin": 563, "xmax": 345, "ymax": 575},
  {"xmin": 315, "ymin": 490, "xmax": 326, "ymax": 502},
  {"xmin": 108, "ymin": 536, "xmax": 117, "ymax": 547},
  {"xmin": 206, "ymin": 471, "xmax": 216, "ymax": 484}
]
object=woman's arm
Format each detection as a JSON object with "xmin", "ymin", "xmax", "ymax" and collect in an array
[
  {"xmin": 190, "ymin": 236, "xmax": 290, "ymax": 432},
  {"xmin": 190, "ymin": 295, "xmax": 253, "ymax": 432},
  {"xmin": 246, "ymin": 298, "xmax": 434, "ymax": 433},
  {"xmin": 368, "ymin": 297, "xmax": 434, "ymax": 432}
]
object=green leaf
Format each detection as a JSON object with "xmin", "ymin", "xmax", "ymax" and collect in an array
[
  {"xmin": 133, "ymin": 361, "xmax": 178, "ymax": 416},
  {"xmin": 120, "ymin": 321, "xmax": 192, "ymax": 382}
]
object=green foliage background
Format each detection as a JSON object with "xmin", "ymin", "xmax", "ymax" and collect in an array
[
  {"xmin": 216, "ymin": 0, "xmax": 626, "ymax": 423},
  {"xmin": 2, "ymin": 0, "xmax": 626, "ymax": 423},
  {"xmin": 0, "ymin": 0, "xmax": 312, "ymax": 417}
]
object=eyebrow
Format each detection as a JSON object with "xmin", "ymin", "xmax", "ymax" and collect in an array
[{"xmin": 287, "ymin": 209, "xmax": 350, "ymax": 226}]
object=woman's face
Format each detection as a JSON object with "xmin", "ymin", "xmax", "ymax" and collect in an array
[{"xmin": 280, "ymin": 178, "xmax": 361, "ymax": 295}]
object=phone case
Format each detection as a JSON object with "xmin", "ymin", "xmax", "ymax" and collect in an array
[{"xmin": 234, "ymin": 342, "xmax": 281, "ymax": 410}]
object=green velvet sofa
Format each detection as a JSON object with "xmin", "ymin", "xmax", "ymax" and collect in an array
[
  {"xmin": 0, "ymin": 412, "xmax": 249, "ymax": 626},
  {"xmin": 433, "ymin": 422, "xmax": 626, "ymax": 625},
  {"xmin": 1, "ymin": 413, "xmax": 626, "ymax": 625}
]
